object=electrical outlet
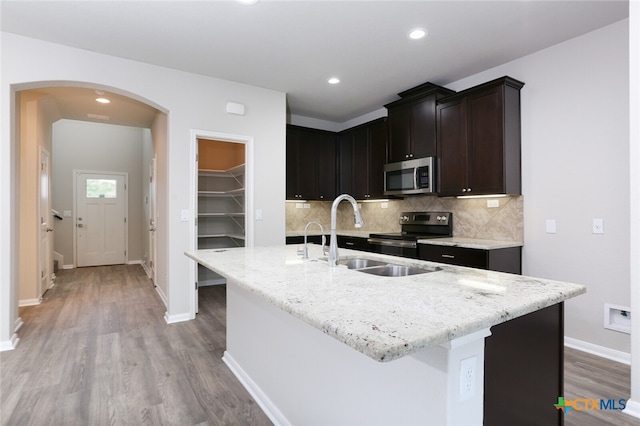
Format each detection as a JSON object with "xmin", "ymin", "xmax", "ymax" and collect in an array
[{"xmin": 459, "ymin": 356, "xmax": 477, "ymax": 401}]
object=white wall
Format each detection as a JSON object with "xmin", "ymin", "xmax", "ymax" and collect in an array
[
  {"xmin": 150, "ymin": 112, "xmax": 169, "ymax": 301},
  {"xmin": 52, "ymin": 119, "xmax": 147, "ymax": 266},
  {"xmin": 438, "ymin": 20, "xmax": 631, "ymax": 353},
  {"xmin": 0, "ymin": 32, "xmax": 286, "ymax": 346},
  {"xmin": 18, "ymin": 93, "xmax": 60, "ymax": 303}
]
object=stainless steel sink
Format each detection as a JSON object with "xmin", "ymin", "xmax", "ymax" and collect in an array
[
  {"xmin": 339, "ymin": 258, "xmax": 441, "ymax": 277},
  {"xmin": 357, "ymin": 264, "xmax": 441, "ymax": 277},
  {"xmin": 339, "ymin": 258, "xmax": 387, "ymax": 269}
]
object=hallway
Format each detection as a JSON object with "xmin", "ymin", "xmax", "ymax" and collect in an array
[{"xmin": 0, "ymin": 265, "xmax": 271, "ymax": 425}]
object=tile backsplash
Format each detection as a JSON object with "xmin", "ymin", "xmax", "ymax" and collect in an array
[{"xmin": 286, "ymin": 195, "xmax": 523, "ymax": 242}]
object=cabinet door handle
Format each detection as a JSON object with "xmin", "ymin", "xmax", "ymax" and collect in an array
[
  {"xmin": 345, "ymin": 242, "xmax": 355, "ymax": 246},
  {"xmin": 441, "ymin": 254, "xmax": 455, "ymax": 259}
]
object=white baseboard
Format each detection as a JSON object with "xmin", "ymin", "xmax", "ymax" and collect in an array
[
  {"xmin": 63, "ymin": 264, "xmax": 74, "ymax": 269},
  {"xmin": 19, "ymin": 298, "xmax": 41, "ymax": 307},
  {"xmin": 155, "ymin": 285, "xmax": 167, "ymax": 307},
  {"xmin": 222, "ymin": 351, "xmax": 290, "ymax": 426},
  {"xmin": 623, "ymin": 399, "xmax": 640, "ymax": 419},
  {"xmin": 14, "ymin": 317, "xmax": 24, "ymax": 333},
  {"xmin": 565, "ymin": 336, "xmax": 631, "ymax": 365},
  {"xmin": 53, "ymin": 250, "xmax": 64, "ymax": 267},
  {"xmin": 164, "ymin": 311, "xmax": 192, "ymax": 324},
  {"xmin": 127, "ymin": 259, "xmax": 143, "ymax": 265},
  {"xmin": 0, "ymin": 334, "xmax": 19, "ymax": 352},
  {"xmin": 141, "ymin": 262, "xmax": 151, "ymax": 278}
]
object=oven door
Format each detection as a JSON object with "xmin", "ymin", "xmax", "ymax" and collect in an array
[{"xmin": 367, "ymin": 238, "xmax": 418, "ymax": 259}]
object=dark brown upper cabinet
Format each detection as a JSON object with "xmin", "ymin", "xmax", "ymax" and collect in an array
[
  {"xmin": 436, "ymin": 76, "xmax": 524, "ymax": 197},
  {"xmin": 286, "ymin": 125, "xmax": 337, "ymax": 201},
  {"xmin": 385, "ymin": 83, "xmax": 455, "ymax": 163},
  {"xmin": 338, "ymin": 118, "xmax": 387, "ymax": 200}
]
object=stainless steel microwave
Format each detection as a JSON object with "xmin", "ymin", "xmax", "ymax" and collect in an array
[{"xmin": 383, "ymin": 157, "xmax": 435, "ymax": 196}]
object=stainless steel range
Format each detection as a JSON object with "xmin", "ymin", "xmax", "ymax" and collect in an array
[{"xmin": 368, "ymin": 212, "xmax": 452, "ymax": 258}]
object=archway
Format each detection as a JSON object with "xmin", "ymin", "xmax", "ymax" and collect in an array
[{"xmin": 2, "ymin": 81, "xmax": 169, "ymax": 350}]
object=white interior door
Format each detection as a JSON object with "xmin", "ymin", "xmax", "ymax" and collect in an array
[
  {"xmin": 149, "ymin": 157, "xmax": 157, "ymax": 284},
  {"xmin": 76, "ymin": 172, "xmax": 127, "ymax": 267},
  {"xmin": 39, "ymin": 149, "xmax": 52, "ymax": 296}
]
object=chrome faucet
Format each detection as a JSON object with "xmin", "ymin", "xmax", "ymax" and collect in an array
[
  {"xmin": 302, "ymin": 221, "xmax": 326, "ymax": 259},
  {"xmin": 329, "ymin": 194, "xmax": 364, "ymax": 267}
]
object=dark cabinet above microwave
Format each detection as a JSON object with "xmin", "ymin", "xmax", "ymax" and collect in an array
[{"xmin": 385, "ymin": 82, "xmax": 455, "ymax": 163}]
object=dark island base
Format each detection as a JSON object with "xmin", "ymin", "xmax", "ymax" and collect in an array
[{"xmin": 484, "ymin": 303, "xmax": 564, "ymax": 426}]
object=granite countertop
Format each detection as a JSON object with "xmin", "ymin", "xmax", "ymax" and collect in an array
[
  {"xmin": 185, "ymin": 245, "xmax": 584, "ymax": 363},
  {"xmin": 417, "ymin": 237, "xmax": 523, "ymax": 249}
]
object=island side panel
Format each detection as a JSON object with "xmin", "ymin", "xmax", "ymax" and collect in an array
[
  {"xmin": 224, "ymin": 283, "xmax": 488, "ymax": 426},
  {"xmin": 483, "ymin": 302, "xmax": 564, "ymax": 425}
]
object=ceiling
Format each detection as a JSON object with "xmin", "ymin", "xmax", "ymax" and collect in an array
[{"xmin": 1, "ymin": 0, "xmax": 629, "ymax": 128}]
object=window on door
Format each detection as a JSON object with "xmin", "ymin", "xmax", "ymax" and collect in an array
[{"xmin": 86, "ymin": 179, "xmax": 117, "ymax": 198}]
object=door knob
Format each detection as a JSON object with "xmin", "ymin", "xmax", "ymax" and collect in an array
[
  {"xmin": 77, "ymin": 224, "xmax": 84, "ymax": 228},
  {"xmin": 149, "ymin": 227, "xmax": 156, "ymax": 232},
  {"xmin": 46, "ymin": 227, "xmax": 53, "ymax": 232}
]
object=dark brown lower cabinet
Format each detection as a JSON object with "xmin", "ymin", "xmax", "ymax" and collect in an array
[
  {"xmin": 484, "ymin": 303, "xmax": 564, "ymax": 426},
  {"xmin": 418, "ymin": 244, "xmax": 521, "ymax": 274},
  {"xmin": 418, "ymin": 243, "xmax": 562, "ymax": 425}
]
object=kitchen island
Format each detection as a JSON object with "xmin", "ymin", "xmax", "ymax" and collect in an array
[{"xmin": 186, "ymin": 245, "xmax": 585, "ymax": 425}]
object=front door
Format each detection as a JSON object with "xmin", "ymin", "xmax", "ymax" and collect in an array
[
  {"xmin": 39, "ymin": 148, "xmax": 53, "ymax": 296},
  {"xmin": 75, "ymin": 171, "xmax": 127, "ymax": 267}
]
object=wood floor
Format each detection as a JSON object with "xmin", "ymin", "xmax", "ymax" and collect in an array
[
  {"xmin": 564, "ymin": 347, "xmax": 640, "ymax": 426},
  {"xmin": 0, "ymin": 265, "xmax": 271, "ymax": 425},
  {"xmin": 2, "ymin": 264, "xmax": 640, "ymax": 426}
]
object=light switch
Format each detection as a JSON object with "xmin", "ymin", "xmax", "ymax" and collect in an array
[
  {"xmin": 63, "ymin": 210, "xmax": 72, "ymax": 217},
  {"xmin": 180, "ymin": 209, "xmax": 190, "ymax": 222},
  {"xmin": 593, "ymin": 218, "xmax": 604, "ymax": 234},
  {"xmin": 256, "ymin": 209, "xmax": 263, "ymax": 220},
  {"xmin": 546, "ymin": 219, "xmax": 557, "ymax": 234},
  {"xmin": 487, "ymin": 199, "xmax": 500, "ymax": 208}
]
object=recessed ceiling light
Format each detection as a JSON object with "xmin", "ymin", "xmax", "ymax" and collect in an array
[
  {"xmin": 408, "ymin": 28, "xmax": 427, "ymax": 40},
  {"xmin": 236, "ymin": 0, "xmax": 258, "ymax": 4},
  {"xmin": 328, "ymin": 77, "xmax": 340, "ymax": 85},
  {"xmin": 95, "ymin": 97, "xmax": 111, "ymax": 104}
]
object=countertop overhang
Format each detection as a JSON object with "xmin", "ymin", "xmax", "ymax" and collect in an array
[{"xmin": 186, "ymin": 245, "xmax": 584, "ymax": 362}]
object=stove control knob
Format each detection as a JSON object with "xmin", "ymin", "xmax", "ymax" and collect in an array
[{"xmin": 400, "ymin": 215, "xmax": 409, "ymax": 222}]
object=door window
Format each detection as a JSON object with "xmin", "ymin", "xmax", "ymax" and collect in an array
[{"xmin": 86, "ymin": 179, "xmax": 117, "ymax": 198}]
